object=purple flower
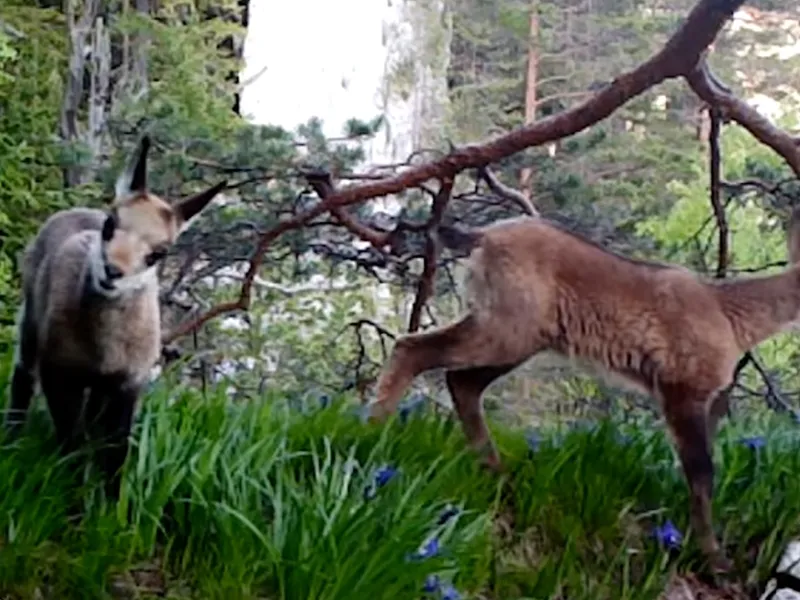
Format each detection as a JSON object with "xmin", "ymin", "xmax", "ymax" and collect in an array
[
  {"xmin": 740, "ymin": 436, "xmax": 766, "ymax": 450},
  {"xmin": 437, "ymin": 504, "xmax": 460, "ymax": 525},
  {"xmin": 422, "ymin": 574, "xmax": 441, "ymax": 593},
  {"xmin": 440, "ymin": 584, "xmax": 462, "ymax": 600},
  {"xmin": 363, "ymin": 464, "xmax": 398, "ymax": 500},
  {"xmin": 652, "ymin": 519, "xmax": 683, "ymax": 550}
]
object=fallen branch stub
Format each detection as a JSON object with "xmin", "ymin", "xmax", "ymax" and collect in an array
[{"xmin": 163, "ymin": 0, "xmax": 753, "ymax": 343}]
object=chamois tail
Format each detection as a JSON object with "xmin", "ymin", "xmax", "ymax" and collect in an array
[{"xmin": 434, "ymin": 224, "xmax": 482, "ymax": 253}]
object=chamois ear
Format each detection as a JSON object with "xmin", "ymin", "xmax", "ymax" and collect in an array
[
  {"xmin": 114, "ymin": 135, "xmax": 151, "ymax": 202},
  {"xmin": 788, "ymin": 205, "xmax": 800, "ymax": 265},
  {"xmin": 174, "ymin": 180, "xmax": 227, "ymax": 229}
]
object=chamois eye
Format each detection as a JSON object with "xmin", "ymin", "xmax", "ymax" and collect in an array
[{"xmin": 145, "ymin": 248, "xmax": 168, "ymax": 267}]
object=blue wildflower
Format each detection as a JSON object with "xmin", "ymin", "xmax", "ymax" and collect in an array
[
  {"xmin": 739, "ymin": 436, "xmax": 766, "ymax": 450},
  {"xmin": 422, "ymin": 574, "xmax": 441, "ymax": 594},
  {"xmin": 414, "ymin": 536, "xmax": 440, "ymax": 560},
  {"xmin": 363, "ymin": 464, "xmax": 398, "ymax": 500},
  {"xmin": 568, "ymin": 420, "xmax": 597, "ymax": 434},
  {"xmin": 374, "ymin": 464, "xmax": 397, "ymax": 487},
  {"xmin": 398, "ymin": 392, "xmax": 427, "ymax": 423},
  {"xmin": 614, "ymin": 431, "xmax": 632, "ymax": 446},
  {"xmin": 440, "ymin": 583, "xmax": 462, "ymax": 600},
  {"xmin": 318, "ymin": 393, "xmax": 331, "ymax": 409},
  {"xmin": 652, "ymin": 519, "xmax": 683, "ymax": 550},
  {"xmin": 437, "ymin": 504, "xmax": 460, "ymax": 526},
  {"xmin": 525, "ymin": 429, "xmax": 541, "ymax": 453},
  {"xmin": 350, "ymin": 404, "xmax": 371, "ymax": 423}
]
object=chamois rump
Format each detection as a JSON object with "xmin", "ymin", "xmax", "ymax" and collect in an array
[
  {"xmin": 5, "ymin": 135, "xmax": 226, "ymax": 498},
  {"xmin": 368, "ymin": 211, "xmax": 800, "ymax": 573}
]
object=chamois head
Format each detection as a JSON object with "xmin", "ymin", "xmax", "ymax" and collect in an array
[{"xmin": 92, "ymin": 136, "xmax": 227, "ymax": 296}]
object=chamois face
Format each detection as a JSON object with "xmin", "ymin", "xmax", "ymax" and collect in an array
[{"xmin": 90, "ymin": 136, "xmax": 227, "ymax": 297}]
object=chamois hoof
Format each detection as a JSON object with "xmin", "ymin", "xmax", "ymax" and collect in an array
[
  {"xmin": 479, "ymin": 454, "xmax": 505, "ymax": 475},
  {"xmin": 365, "ymin": 400, "xmax": 392, "ymax": 424},
  {"xmin": 708, "ymin": 551, "xmax": 734, "ymax": 577}
]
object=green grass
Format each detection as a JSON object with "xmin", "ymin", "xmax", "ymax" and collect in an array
[{"xmin": 1, "ymin": 362, "xmax": 800, "ymax": 599}]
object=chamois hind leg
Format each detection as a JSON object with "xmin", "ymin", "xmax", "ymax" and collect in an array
[
  {"xmin": 445, "ymin": 364, "xmax": 518, "ymax": 471},
  {"xmin": 86, "ymin": 374, "xmax": 140, "ymax": 500},
  {"xmin": 660, "ymin": 382, "xmax": 732, "ymax": 574},
  {"xmin": 369, "ymin": 315, "xmax": 531, "ymax": 421},
  {"xmin": 6, "ymin": 302, "xmax": 38, "ymax": 435}
]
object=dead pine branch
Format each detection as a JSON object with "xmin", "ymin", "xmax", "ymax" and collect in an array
[
  {"xmin": 740, "ymin": 351, "xmax": 800, "ymax": 419},
  {"xmin": 302, "ymin": 168, "xmax": 391, "ymax": 250},
  {"xmin": 703, "ymin": 91, "xmax": 799, "ymax": 418},
  {"xmin": 708, "ymin": 107, "xmax": 728, "ymax": 279},
  {"xmin": 164, "ymin": 0, "xmax": 760, "ymax": 343},
  {"xmin": 686, "ymin": 55, "xmax": 800, "ymax": 177},
  {"xmin": 407, "ymin": 177, "xmax": 455, "ymax": 333},
  {"xmin": 478, "ymin": 166, "xmax": 538, "ymax": 216}
]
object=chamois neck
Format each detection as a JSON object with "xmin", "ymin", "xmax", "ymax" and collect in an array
[{"xmin": 715, "ymin": 266, "xmax": 800, "ymax": 350}]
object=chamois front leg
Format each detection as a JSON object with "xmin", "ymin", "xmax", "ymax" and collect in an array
[
  {"xmin": 38, "ymin": 361, "xmax": 88, "ymax": 459},
  {"xmin": 369, "ymin": 315, "xmax": 522, "ymax": 422},
  {"xmin": 660, "ymin": 383, "xmax": 733, "ymax": 574},
  {"xmin": 445, "ymin": 365, "xmax": 518, "ymax": 471},
  {"xmin": 86, "ymin": 374, "xmax": 141, "ymax": 500}
]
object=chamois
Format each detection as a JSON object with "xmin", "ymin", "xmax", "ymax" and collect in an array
[
  {"xmin": 368, "ymin": 211, "xmax": 800, "ymax": 573},
  {"xmin": 5, "ymin": 135, "xmax": 226, "ymax": 498}
]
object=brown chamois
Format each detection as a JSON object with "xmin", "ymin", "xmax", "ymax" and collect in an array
[
  {"xmin": 368, "ymin": 211, "xmax": 800, "ymax": 573},
  {"xmin": 5, "ymin": 135, "xmax": 226, "ymax": 498}
]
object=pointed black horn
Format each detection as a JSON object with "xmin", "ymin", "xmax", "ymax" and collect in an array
[
  {"xmin": 175, "ymin": 180, "xmax": 228, "ymax": 224},
  {"xmin": 129, "ymin": 135, "xmax": 151, "ymax": 193}
]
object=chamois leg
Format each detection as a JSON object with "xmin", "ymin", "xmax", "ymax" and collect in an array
[
  {"xmin": 38, "ymin": 362, "xmax": 87, "ymax": 458},
  {"xmin": 660, "ymin": 383, "xmax": 732, "ymax": 574},
  {"xmin": 86, "ymin": 375, "xmax": 140, "ymax": 500},
  {"xmin": 369, "ymin": 315, "xmax": 526, "ymax": 421},
  {"xmin": 445, "ymin": 364, "xmax": 518, "ymax": 471},
  {"xmin": 6, "ymin": 302, "xmax": 38, "ymax": 435}
]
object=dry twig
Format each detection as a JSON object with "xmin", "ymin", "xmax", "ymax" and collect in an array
[
  {"xmin": 685, "ymin": 56, "xmax": 800, "ymax": 176},
  {"xmin": 164, "ymin": 0, "xmax": 763, "ymax": 343},
  {"xmin": 407, "ymin": 177, "xmax": 455, "ymax": 332}
]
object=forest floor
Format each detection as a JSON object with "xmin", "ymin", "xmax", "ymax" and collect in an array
[{"xmin": 0, "ymin": 366, "xmax": 797, "ymax": 600}]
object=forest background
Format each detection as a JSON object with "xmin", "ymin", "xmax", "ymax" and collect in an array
[{"xmin": 1, "ymin": 0, "xmax": 800, "ymax": 598}]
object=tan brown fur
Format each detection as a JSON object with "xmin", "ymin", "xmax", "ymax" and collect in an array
[
  {"xmin": 369, "ymin": 211, "xmax": 800, "ymax": 574},
  {"xmin": 6, "ymin": 136, "xmax": 226, "ymax": 498}
]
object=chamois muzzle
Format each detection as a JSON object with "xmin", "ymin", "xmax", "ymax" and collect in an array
[{"xmin": 104, "ymin": 263, "xmax": 123, "ymax": 281}]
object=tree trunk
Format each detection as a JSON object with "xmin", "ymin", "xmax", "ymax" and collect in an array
[
  {"xmin": 518, "ymin": 0, "xmax": 538, "ymax": 201},
  {"xmin": 60, "ymin": 0, "xmax": 102, "ymax": 187}
]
